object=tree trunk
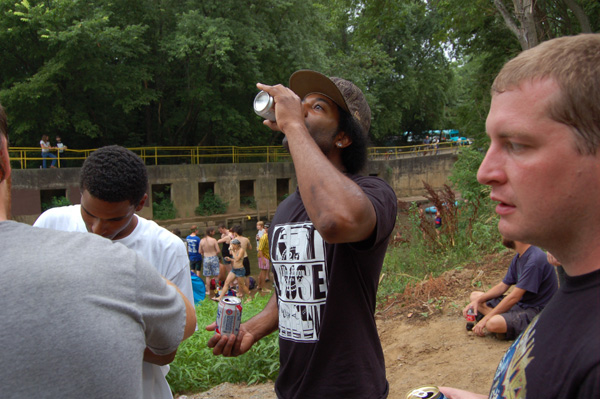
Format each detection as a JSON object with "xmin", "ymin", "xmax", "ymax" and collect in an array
[
  {"xmin": 563, "ymin": 0, "xmax": 592, "ymax": 33},
  {"xmin": 493, "ymin": 0, "xmax": 539, "ymax": 50}
]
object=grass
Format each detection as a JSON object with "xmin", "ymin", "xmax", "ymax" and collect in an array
[{"xmin": 167, "ymin": 294, "xmax": 279, "ymax": 394}]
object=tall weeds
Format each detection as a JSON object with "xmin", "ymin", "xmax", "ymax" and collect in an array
[{"xmin": 378, "ymin": 147, "xmax": 502, "ymax": 300}]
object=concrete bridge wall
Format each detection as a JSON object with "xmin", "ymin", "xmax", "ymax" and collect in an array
[{"xmin": 10, "ymin": 153, "xmax": 457, "ymax": 225}]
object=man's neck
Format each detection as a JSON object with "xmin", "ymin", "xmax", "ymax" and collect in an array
[{"xmin": 515, "ymin": 242, "xmax": 531, "ymax": 257}]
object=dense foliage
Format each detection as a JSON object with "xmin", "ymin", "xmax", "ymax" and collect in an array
[{"xmin": 2, "ymin": 1, "xmax": 597, "ymax": 150}]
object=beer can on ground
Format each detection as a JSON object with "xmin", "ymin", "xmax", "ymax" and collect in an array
[
  {"xmin": 253, "ymin": 90, "xmax": 276, "ymax": 121},
  {"xmin": 215, "ymin": 296, "xmax": 242, "ymax": 336},
  {"xmin": 406, "ymin": 386, "xmax": 447, "ymax": 399}
]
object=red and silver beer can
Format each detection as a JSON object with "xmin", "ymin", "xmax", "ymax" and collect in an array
[
  {"xmin": 406, "ymin": 386, "xmax": 447, "ymax": 399},
  {"xmin": 215, "ymin": 296, "xmax": 242, "ymax": 336},
  {"xmin": 253, "ymin": 90, "xmax": 276, "ymax": 121}
]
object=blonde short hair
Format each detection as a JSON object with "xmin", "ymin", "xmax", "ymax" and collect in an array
[{"xmin": 492, "ymin": 34, "xmax": 600, "ymax": 154}]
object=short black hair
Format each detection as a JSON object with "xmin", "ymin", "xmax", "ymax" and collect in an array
[
  {"xmin": 338, "ymin": 109, "xmax": 368, "ymax": 174},
  {"xmin": 79, "ymin": 145, "xmax": 148, "ymax": 204}
]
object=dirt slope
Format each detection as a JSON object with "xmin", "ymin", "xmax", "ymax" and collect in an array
[{"xmin": 178, "ymin": 251, "xmax": 514, "ymax": 399}]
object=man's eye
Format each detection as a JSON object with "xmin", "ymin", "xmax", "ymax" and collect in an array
[{"xmin": 507, "ymin": 142, "xmax": 525, "ymax": 152}]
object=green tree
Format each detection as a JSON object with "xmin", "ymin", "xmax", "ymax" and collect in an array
[
  {"xmin": 0, "ymin": 0, "xmax": 154, "ymax": 147},
  {"xmin": 320, "ymin": 0, "xmax": 454, "ymax": 145},
  {"xmin": 0, "ymin": 0, "xmax": 331, "ymax": 148}
]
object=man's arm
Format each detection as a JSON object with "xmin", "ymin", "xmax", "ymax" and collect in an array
[
  {"xmin": 207, "ymin": 292, "xmax": 279, "ymax": 357},
  {"xmin": 464, "ymin": 281, "xmax": 510, "ymax": 317},
  {"xmin": 144, "ymin": 278, "xmax": 197, "ymax": 365},
  {"xmin": 481, "ymin": 287, "xmax": 526, "ymax": 319},
  {"xmin": 257, "ymin": 83, "xmax": 376, "ymax": 244}
]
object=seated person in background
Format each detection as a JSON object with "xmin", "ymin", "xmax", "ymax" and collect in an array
[{"xmin": 464, "ymin": 239, "xmax": 557, "ymax": 340}]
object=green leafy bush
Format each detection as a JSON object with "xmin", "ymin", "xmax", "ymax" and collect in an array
[
  {"xmin": 167, "ymin": 294, "xmax": 279, "ymax": 394},
  {"xmin": 240, "ymin": 195, "xmax": 256, "ymax": 209},
  {"xmin": 153, "ymin": 191, "xmax": 177, "ymax": 220},
  {"xmin": 195, "ymin": 190, "xmax": 228, "ymax": 216},
  {"xmin": 41, "ymin": 196, "xmax": 71, "ymax": 212}
]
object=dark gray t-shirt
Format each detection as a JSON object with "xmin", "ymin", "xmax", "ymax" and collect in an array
[
  {"xmin": 270, "ymin": 175, "xmax": 397, "ymax": 399},
  {"xmin": 0, "ymin": 221, "xmax": 186, "ymax": 398}
]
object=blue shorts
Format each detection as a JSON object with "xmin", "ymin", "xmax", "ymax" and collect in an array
[
  {"xmin": 202, "ymin": 256, "xmax": 219, "ymax": 277},
  {"xmin": 232, "ymin": 267, "xmax": 246, "ymax": 278}
]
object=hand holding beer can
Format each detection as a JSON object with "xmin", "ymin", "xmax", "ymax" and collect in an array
[
  {"xmin": 215, "ymin": 296, "xmax": 243, "ymax": 336},
  {"xmin": 406, "ymin": 385, "xmax": 447, "ymax": 399},
  {"xmin": 254, "ymin": 90, "xmax": 276, "ymax": 122}
]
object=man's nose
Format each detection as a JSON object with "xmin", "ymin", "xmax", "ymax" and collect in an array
[
  {"xmin": 477, "ymin": 145, "xmax": 505, "ymax": 186},
  {"xmin": 90, "ymin": 219, "xmax": 107, "ymax": 236}
]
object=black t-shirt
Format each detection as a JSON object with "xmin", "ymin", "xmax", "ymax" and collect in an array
[
  {"xmin": 269, "ymin": 175, "xmax": 397, "ymax": 399},
  {"xmin": 489, "ymin": 268, "xmax": 600, "ymax": 398}
]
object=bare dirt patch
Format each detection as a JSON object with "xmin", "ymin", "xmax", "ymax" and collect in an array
[{"xmin": 178, "ymin": 251, "xmax": 514, "ymax": 399}]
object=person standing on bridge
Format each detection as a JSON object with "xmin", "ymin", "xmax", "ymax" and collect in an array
[
  {"xmin": 33, "ymin": 145, "xmax": 194, "ymax": 399},
  {"xmin": 207, "ymin": 70, "xmax": 397, "ymax": 399}
]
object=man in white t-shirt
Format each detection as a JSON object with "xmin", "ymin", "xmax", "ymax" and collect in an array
[
  {"xmin": 34, "ymin": 145, "xmax": 194, "ymax": 399},
  {"xmin": 0, "ymin": 104, "xmax": 196, "ymax": 398}
]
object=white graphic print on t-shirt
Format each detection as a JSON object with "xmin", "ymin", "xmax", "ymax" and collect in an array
[{"xmin": 271, "ymin": 222, "xmax": 328, "ymax": 343}]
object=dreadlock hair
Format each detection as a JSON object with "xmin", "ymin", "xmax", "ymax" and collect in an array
[{"xmin": 338, "ymin": 109, "xmax": 369, "ymax": 174}]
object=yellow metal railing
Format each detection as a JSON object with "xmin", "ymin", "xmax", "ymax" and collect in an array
[{"xmin": 9, "ymin": 141, "xmax": 466, "ymax": 169}]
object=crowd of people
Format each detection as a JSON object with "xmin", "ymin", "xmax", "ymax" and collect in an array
[{"xmin": 0, "ymin": 33, "xmax": 598, "ymax": 399}]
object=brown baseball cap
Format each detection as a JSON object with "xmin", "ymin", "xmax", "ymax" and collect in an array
[{"xmin": 289, "ymin": 70, "xmax": 371, "ymax": 137}]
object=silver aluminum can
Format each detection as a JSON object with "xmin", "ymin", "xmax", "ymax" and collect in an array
[
  {"xmin": 215, "ymin": 296, "xmax": 242, "ymax": 336},
  {"xmin": 253, "ymin": 90, "xmax": 276, "ymax": 121},
  {"xmin": 406, "ymin": 386, "xmax": 447, "ymax": 399}
]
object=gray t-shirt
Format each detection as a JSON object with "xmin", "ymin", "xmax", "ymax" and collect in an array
[{"xmin": 0, "ymin": 221, "xmax": 187, "ymax": 398}]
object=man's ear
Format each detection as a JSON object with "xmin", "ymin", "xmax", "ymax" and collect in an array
[
  {"xmin": 334, "ymin": 131, "xmax": 352, "ymax": 148},
  {"xmin": 0, "ymin": 135, "xmax": 11, "ymax": 183},
  {"xmin": 135, "ymin": 193, "xmax": 148, "ymax": 212}
]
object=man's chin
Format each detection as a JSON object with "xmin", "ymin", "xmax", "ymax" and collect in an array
[{"xmin": 498, "ymin": 220, "xmax": 525, "ymax": 244}]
